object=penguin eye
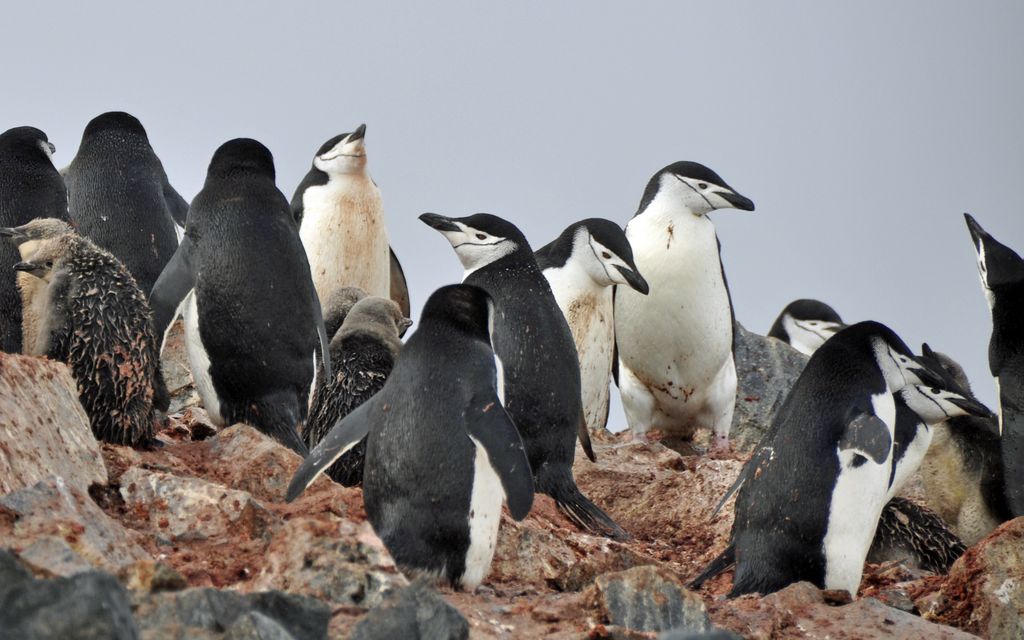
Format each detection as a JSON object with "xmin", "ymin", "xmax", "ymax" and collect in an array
[
  {"xmin": 931, "ymin": 388, "xmax": 941, "ymax": 395},
  {"xmin": 45, "ymin": 261, "xmax": 53, "ymax": 268},
  {"xmin": 698, "ymin": 183, "xmax": 708, "ymax": 190},
  {"xmin": 475, "ymin": 233, "xmax": 487, "ymax": 240},
  {"xmin": 601, "ymin": 251, "xmax": 612, "ymax": 260},
  {"xmin": 808, "ymin": 321, "xmax": 818, "ymax": 326}
]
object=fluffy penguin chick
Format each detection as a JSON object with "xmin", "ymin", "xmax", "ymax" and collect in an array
[
  {"xmin": 14, "ymin": 233, "xmax": 161, "ymax": 446},
  {"xmin": 304, "ymin": 296, "xmax": 411, "ymax": 485},
  {"xmin": 321, "ymin": 286, "xmax": 368, "ymax": 340}
]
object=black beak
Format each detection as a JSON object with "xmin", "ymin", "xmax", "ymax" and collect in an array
[
  {"xmin": 717, "ymin": 191, "xmax": 755, "ymax": 212},
  {"xmin": 419, "ymin": 213, "xmax": 461, "ymax": 233},
  {"xmin": 399, "ymin": 317, "xmax": 413, "ymax": 338},
  {"xmin": 0, "ymin": 227, "xmax": 26, "ymax": 244},
  {"xmin": 949, "ymin": 394, "xmax": 996, "ymax": 420},
  {"xmin": 349, "ymin": 124, "xmax": 367, "ymax": 142},
  {"xmin": 908, "ymin": 360, "xmax": 946, "ymax": 389},
  {"xmin": 13, "ymin": 261, "xmax": 38, "ymax": 273},
  {"xmin": 964, "ymin": 213, "xmax": 987, "ymax": 248},
  {"xmin": 614, "ymin": 264, "xmax": 650, "ymax": 295}
]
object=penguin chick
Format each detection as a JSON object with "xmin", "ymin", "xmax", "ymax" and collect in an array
[
  {"xmin": 767, "ymin": 299, "xmax": 845, "ymax": 355},
  {"xmin": 867, "ymin": 497, "xmax": 967, "ymax": 574},
  {"xmin": 304, "ymin": 296, "xmax": 411, "ymax": 486},
  {"xmin": 14, "ymin": 233, "xmax": 161, "ymax": 446},
  {"xmin": 321, "ymin": 286, "xmax": 368, "ymax": 340}
]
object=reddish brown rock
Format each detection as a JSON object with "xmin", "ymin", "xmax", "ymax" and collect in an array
[
  {"xmin": 588, "ymin": 565, "xmax": 711, "ymax": 634},
  {"xmin": 204, "ymin": 424, "xmax": 306, "ymax": 503}
]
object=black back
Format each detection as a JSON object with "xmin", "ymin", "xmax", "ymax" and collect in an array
[
  {"xmin": 767, "ymin": 299, "xmax": 843, "ymax": 341},
  {"xmin": 0, "ymin": 127, "xmax": 68, "ymax": 352},
  {"xmin": 64, "ymin": 112, "xmax": 183, "ymax": 294}
]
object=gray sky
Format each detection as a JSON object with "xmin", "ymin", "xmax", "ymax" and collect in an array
[{"xmin": 5, "ymin": 2, "xmax": 1021, "ymax": 422}]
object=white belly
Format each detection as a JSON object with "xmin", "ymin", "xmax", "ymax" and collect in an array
[
  {"xmin": 562, "ymin": 288, "xmax": 614, "ymax": 432},
  {"xmin": 462, "ymin": 436, "xmax": 504, "ymax": 591},
  {"xmin": 182, "ymin": 290, "xmax": 224, "ymax": 425},
  {"xmin": 299, "ymin": 176, "xmax": 391, "ymax": 302}
]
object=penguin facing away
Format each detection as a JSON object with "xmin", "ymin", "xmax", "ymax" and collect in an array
[
  {"xmin": 420, "ymin": 212, "xmax": 627, "ymax": 539},
  {"xmin": 63, "ymin": 111, "xmax": 185, "ymax": 295},
  {"xmin": 767, "ymin": 299, "xmax": 845, "ymax": 355},
  {"xmin": 150, "ymin": 138, "xmax": 330, "ymax": 454},
  {"xmin": 964, "ymin": 213, "xmax": 1024, "ymax": 517},
  {"xmin": 304, "ymin": 296, "xmax": 411, "ymax": 486},
  {"xmin": 614, "ymin": 161, "xmax": 754, "ymax": 451},
  {"xmin": 13, "ymin": 232, "xmax": 161, "ymax": 446},
  {"xmin": 535, "ymin": 218, "xmax": 649, "ymax": 435},
  {"xmin": 0, "ymin": 126, "xmax": 68, "ymax": 353},
  {"xmin": 287, "ymin": 284, "xmax": 534, "ymax": 591}
]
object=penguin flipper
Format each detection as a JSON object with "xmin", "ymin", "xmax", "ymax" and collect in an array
[
  {"xmin": 161, "ymin": 173, "xmax": 190, "ymax": 228},
  {"xmin": 310, "ymin": 286, "xmax": 333, "ymax": 381},
  {"xmin": 389, "ymin": 247, "xmax": 411, "ymax": 318},
  {"xmin": 839, "ymin": 411, "xmax": 893, "ymax": 465},
  {"xmin": 998, "ymin": 394, "xmax": 1024, "ymax": 516},
  {"xmin": 688, "ymin": 543, "xmax": 735, "ymax": 589},
  {"xmin": 285, "ymin": 399, "xmax": 374, "ymax": 502},
  {"xmin": 150, "ymin": 235, "xmax": 195, "ymax": 341},
  {"xmin": 578, "ymin": 412, "xmax": 596, "ymax": 462},
  {"xmin": 465, "ymin": 393, "xmax": 534, "ymax": 520}
]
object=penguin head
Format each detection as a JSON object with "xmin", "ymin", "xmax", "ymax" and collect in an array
[
  {"xmin": 81, "ymin": 111, "xmax": 148, "ymax": 139},
  {"xmin": 420, "ymin": 212, "xmax": 528, "ymax": 274},
  {"xmin": 340, "ymin": 296, "xmax": 413, "ymax": 352},
  {"xmin": 964, "ymin": 214, "xmax": 1024, "ymax": 303},
  {"xmin": 12, "ymin": 234, "xmax": 72, "ymax": 282},
  {"xmin": 417, "ymin": 284, "xmax": 493, "ymax": 344},
  {"xmin": 769, "ymin": 299, "xmax": 845, "ymax": 355},
  {"xmin": 206, "ymin": 138, "xmax": 276, "ymax": 181},
  {"xmin": 827, "ymin": 321, "xmax": 942, "ymax": 392},
  {"xmin": 569, "ymin": 219, "xmax": 649, "ymax": 293},
  {"xmin": 0, "ymin": 126, "xmax": 56, "ymax": 163},
  {"xmin": 313, "ymin": 124, "xmax": 368, "ymax": 176},
  {"xmin": 899, "ymin": 343, "xmax": 995, "ymax": 424},
  {"xmin": 637, "ymin": 161, "xmax": 754, "ymax": 218},
  {"xmin": 0, "ymin": 218, "xmax": 75, "ymax": 259}
]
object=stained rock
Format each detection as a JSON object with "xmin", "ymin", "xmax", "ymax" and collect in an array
[
  {"xmin": 491, "ymin": 515, "xmax": 575, "ymax": 586},
  {"xmin": 590, "ymin": 565, "xmax": 711, "ymax": 634},
  {"xmin": 350, "ymin": 580, "xmax": 469, "ymax": 640},
  {"xmin": 162, "ymin": 319, "xmax": 201, "ymax": 414},
  {"xmin": 205, "ymin": 425, "xmax": 307, "ymax": 504},
  {"xmin": 0, "ymin": 353, "xmax": 107, "ymax": 495},
  {"xmin": 119, "ymin": 467, "xmax": 276, "ymax": 542},
  {"xmin": 117, "ymin": 559, "xmax": 189, "ymax": 593}
]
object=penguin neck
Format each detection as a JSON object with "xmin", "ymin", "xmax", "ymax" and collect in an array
[
  {"xmin": 544, "ymin": 259, "xmax": 607, "ymax": 313},
  {"xmin": 630, "ymin": 195, "xmax": 715, "ymax": 255}
]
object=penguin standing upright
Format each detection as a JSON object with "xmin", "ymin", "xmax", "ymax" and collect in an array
[
  {"xmin": 288, "ymin": 285, "xmax": 534, "ymax": 591},
  {"xmin": 614, "ymin": 162, "xmax": 754, "ymax": 451},
  {"xmin": 421, "ymin": 212, "xmax": 627, "ymax": 539},
  {"xmin": 536, "ymin": 218, "xmax": 648, "ymax": 435},
  {"xmin": 767, "ymin": 299, "xmax": 845, "ymax": 355},
  {"xmin": 0, "ymin": 127, "xmax": 68, "ymax": 352},
  {"xmin": 63, "ymin": 111, "xmax": 187, "ymax": 295},
  {"xmin": 150, "ymin": 139, "xmax": 330, "ymax": 454},
  {"xmin": 965, "ymin": 213, "xmax": 1024, "ymax": 516}
]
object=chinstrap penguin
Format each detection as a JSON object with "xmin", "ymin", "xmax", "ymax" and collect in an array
[
  {"xmin": 14, "ymin": 232, "xmax": 162, "ymax": 446},
  {"xmin": 150, "ymin": 138, "xmax": 330, "ymax": 454},
  {"xmin": 63, "ymin": 112, "xmax": 187, "ymax": 295},
  {"xmin": 767, "ymin": 299, "xmax": 845, "ymax": 356},
  {"xmin": 965, "ymin": 213, "xmax": 1024, "ymax": 517},
  {"xmin": 614, "ymin": 161, "xmax": 754, "ymax": 451},
  {"xmin": 287, "ymin": 284, "xmax": 534, "ymax": 590},
  {"xmin": 536, "ymin": 218, "xmax": 648, "ymax": 436},
  {"xmin": 0, "ymin": 126, "xmax": 68, "ymax": 353},
  {"xmin": 304, "ymin": 296, "xmax": 411, "ymax": 486},
  {"xmin": 420, "ymin": 212, "xmax": 627, "ymax": 539}
]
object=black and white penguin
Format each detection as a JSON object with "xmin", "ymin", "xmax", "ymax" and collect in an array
[
  {"xmin": 287, "ymin": 284, "xmax": 534, "ymax": 590},
  {"xmin": 723, "ymin": 322, "xmax": 956, "ymax": 597},
  {"xmin": 63, "ymin": 111, "xmax": 187, "ymax": 295},
  {"xmin": 767, "ymin": 299, "xmax": 845, "ymax": 356},
  {"xmin": 965, "ymin": 213, "xmax": 1024, "ymax": 517},
  {"xmin": 613, "ymin": 161, "xmax": 754, "ymax": 451},
  {"xmin": 292, "ymin": 125, "xmax": 399, "ymax": 309},
  {"xmin": 150, "ymin": 138, "xmax": 330, "ymax": 454},
  {"xmin": 13, "ymin": 232, "xmax": 161, "ymax": 446},
  {"xmin": 420, "ymin": 212, "xmax": 627, "ymax": 539},
  {"xmin": 535, "ymin": 218, "xmax": 648, "ymax": 435},
  {"xmin": 0, "ymin": 126, "xmax": 68, "ymax": 353},
  {"xmin": 304, "ymin": 296, "xmax": 411, "ymax": 486}
]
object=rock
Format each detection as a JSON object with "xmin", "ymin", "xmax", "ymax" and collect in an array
[
  {"xmin": 491, "ymin": 515, "xmax": 575, "ymax": 586},
  {"xmin": 0, "ymin": 353, "xmax": 107, "ymax": 495},
  {"xmin": 0, "ymin": 548, "xmax": 33, "ymax": 592},
  {"xmin": 250, "ymin": 516, "xmax": 407, "ymax": 607},
  {"xmin": 350, "ymin": 580, "xmax": 469, "ymax": 640},
  {"xmin": 0, "ymin": 569, "xmax": 139, "ymax": 639},
  {"xmin": 162, "ymin": 319, "xmax": 201, "ymax": 414},
  {"xmin": 555, "ymin": 541, "xmax": 649, "ymax": 592},
  {"xmin": 659, "ymin": 631, "xmax": 742, "ymax": 640},
  {"xmin": 590, "ymin": 565, "xmax": 711, "ymax": 634},
  {"xmin": 0, "ymin": 476, "xmax": 149, "ymax": 574},
  {"xmin": 205, "ymin": 425, "xmax": 305, "ymax": 503},
  {"xmin": 730, "ymin": 323, "xmax": 808, "ymax": 452},
  {"xmin": 117, "ymin": 559, "xmax": 189, "ymax": 593},
  {"xmin": 119, "ymin": 467, "xmax": 276, "ymax": 542},
  {"xmin": 224, "ymin": 611, "xmax": 295, "ymax": 640}
]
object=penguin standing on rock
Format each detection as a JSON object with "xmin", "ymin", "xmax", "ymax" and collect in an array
[
  {"xmin": 63, "ymin": 111, "xmax": 187, "ymax": 295},
  {"xmin": 767, "ymin": 299, "xmax": 845, "ymax": 355},
  {"xmin": 150, "ymin": 138, "xmax": 330, "ymax": 454},
  {"xmin": 13, "ymin": 232, "xmax": 161, "ymax": 446},
  {"xmin": 420, "ymin": 212, "xmax": 627, "ymax": 539},
  {"xmin": 288, "ymin": 285, "xmax": 534, "ymax": 591},
  {"xmin": 304, "ymin": 296, "xmax": 412, "ymax": 486},
  {"xmin": 964, "ymin": 213, "xmax": 1024, "ymax": 516},
  {"xmin": 0, "ymin": 126, "xmax": 68, "ymax": 353},
  {"xmin": 614, "ymin": 161, "xmax": 755, "ymax": 451},
  {"xmin": 536, "ymin": 218, "xmax": 648, "ymax": 435}
]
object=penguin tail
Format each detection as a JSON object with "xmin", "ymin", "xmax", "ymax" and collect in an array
[
  {"xmin": 538, "ymin": 464, "xmax": 630, "ymax": 541},
  {"xmin": 688, "ymin": 543, "xmax": 735, "ymax": 590}
]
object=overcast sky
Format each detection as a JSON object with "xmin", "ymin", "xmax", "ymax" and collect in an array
[{"xmin": 5, "ymin": 2, "xmax": 1021, "ymax": 422}]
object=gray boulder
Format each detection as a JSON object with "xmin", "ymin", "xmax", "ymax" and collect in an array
[
  {"xmin": 350, "ymin": 581, "xmax": 469, "ymax": 640},
  {"xmin": 592, "ymin": 565, "xmax": 711, "ymax": 634}
]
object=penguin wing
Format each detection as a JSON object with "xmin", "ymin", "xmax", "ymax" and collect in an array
[
  {"xmin": 149, "ymin": 234, "xmax": 196, "ymax": 343},
  {"xmin": 578, "ymin": 412, "xmax": 596, "ymax": 462},
  {"xmin": 286, "ymin": 397, "xmax": 375, "ymax": 502},
  {"xmin": 310, "ymin": 286, "xmax": 333, "ymax": 381},
  {"xmin": 389, "ymin": 247, "xmax": 411, "ymax": 317},
  {"xmin": 161, "ymin": 174, "xmax": 190, "ymax": 228},
  {"xmin": 839, "ymin": 411, "xmax": 892, "ymax": 465},
  {"xmin": 465, "ymin": 393, "xmax": 535, "ymax": 520}
]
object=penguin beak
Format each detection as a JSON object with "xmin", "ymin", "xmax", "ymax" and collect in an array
[
  {"xmin": 0, "ymin": 226, "xmax": 26, "ymax": 245},
  {"xmin": 818, "ymin": 321, "xmax": 845, "ymax": 336},
  {"xmin": 399, "ymin": 317, "xmax": 413, "ymax": 337},
  {"xmin": 349, "ymin": 124, "xmax": 367, "ymax": 143},
  {"xmin": 949, "ymin": 395, "xmax": 996, "ymax": 420},
  {"xmin": 419, "ymin": 213, "xmax": 461, "ymax": 233},
  {"xmin": 906, "ymin": 360, "xmax": 946, "ymax": 389},
  {"xmin": 12, "ymin": 261, "xmax": 42, "ymax": 275},
  {"xmin": 964, "ymin": 213, "xmax": 986, "ymax": 248},
  {"xmin": 717, "ymin": 191, "xmax": 755, "ymax": 211},
  {"xmin": 614, "ymin": 265, "xmax": 650, "ymax": 295}
]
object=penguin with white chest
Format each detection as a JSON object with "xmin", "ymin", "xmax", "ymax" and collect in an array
[
  {"xmin": 287, "ymin": 284, "xmax": 534, "ymax": 590},
  {"xmin": 965, "ymin": 213, "xmax": 1024, "ymax": 516},
  {"xmin": 150, "ymin": 139, "xmax": 330, "ymax": 454},
  {"xmin": 614, "ymin": 161, "xmax": 754, "ymax": 451},
  {"xmin": 767, "ymin": 299, "xmax": 845, "ymax": 355},
  {"xmin": 535, "ymin": 218, "xmax": 649, "ymax": 435},
  {"xmin": 421, "ymin": 212, "xmax": 628, "ymax": 539}
]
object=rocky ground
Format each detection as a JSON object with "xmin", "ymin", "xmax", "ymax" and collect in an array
[{"xmin": 0, "ymin": 324, "xmax": 1022, "ymax": 639}]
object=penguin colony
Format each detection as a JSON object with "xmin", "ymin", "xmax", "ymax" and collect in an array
[{"xmin": 0, "ymin": 112, "xmax": 1020, "ymax": 598}]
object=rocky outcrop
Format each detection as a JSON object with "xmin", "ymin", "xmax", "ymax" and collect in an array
[
  {"xmin": 589, "ymin": 565, "xmax": 711, "ymax": 634},
  {"xmin": 350, "ymin": 581, "xmax": 470, "ymax": 640}
]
